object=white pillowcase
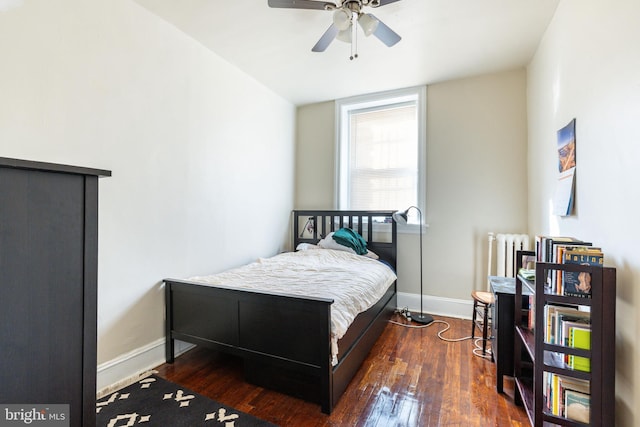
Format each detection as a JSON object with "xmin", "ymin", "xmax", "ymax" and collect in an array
[
  {"xmin": 317, "ymin": 232, "xmax": 379, "ymax": 259},
  {"xmin": 296, "ymin": 243, "xmax": 320, "ymax": 251},
  {"xmin": 317, "ymin": 232, "xmax": 356, "ymax": 253},
  {"xmin": 364, "ymin": 250, "xmax": 379, "ymax": 260}
]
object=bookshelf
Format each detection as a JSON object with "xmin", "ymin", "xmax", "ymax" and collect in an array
[{"xmin": 513, "ymin": 251, "xmax": 616, "ymax": 426}]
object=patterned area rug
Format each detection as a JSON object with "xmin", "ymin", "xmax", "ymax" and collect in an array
[{"xmin": 96, "ymin": 375, "xmax": 278, "ymax": 427}]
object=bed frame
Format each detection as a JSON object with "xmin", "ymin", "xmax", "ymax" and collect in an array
[{"xmin": 164, "ymin": 210, "xmax": 397, "ymax": 414}]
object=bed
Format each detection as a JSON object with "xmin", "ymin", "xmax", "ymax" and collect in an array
[{"xmin": 164, "ymin": 210, "xmax": 398, "ymax": 414}]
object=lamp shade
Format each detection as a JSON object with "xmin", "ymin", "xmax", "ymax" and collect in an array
[
  {"xmin": 336, "ymin": 28, "xmax": 352, "ymax": 43},
  {"xmin": 333, "ymin": 8, "xmax": 352, "ymax": 31},
  {"xmin": 392, "ymin": 209, "xmax": 409, "ymax": 224},
  {"xmin": 393, "ymin": 206, "xmax": 422, "ymax": 226},
  {"xmin": 358, "ymin": 13, "xmax": 379, "ymax": 37}
]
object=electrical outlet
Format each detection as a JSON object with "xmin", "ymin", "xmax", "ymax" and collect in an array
[{"xmin": 396, "ymin": 306, "xmax": 411, "ymax": 319}]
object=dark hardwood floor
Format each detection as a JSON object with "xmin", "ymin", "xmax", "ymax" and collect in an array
[{"xmin": 154, "ymin": 315, "xmax": 529, "ymax": 426}]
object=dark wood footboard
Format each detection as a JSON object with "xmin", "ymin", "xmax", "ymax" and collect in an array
[
  {"xmin": 165, "ymin": 279, "xmax": 396, "ymax": 414},
  {"xmin": 165, "ymin": 279, "xmax": 336, "ymax": 411}
]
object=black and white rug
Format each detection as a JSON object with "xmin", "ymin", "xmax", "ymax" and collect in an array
[{"xmin": 96, "ymin": 375, "xmax": 278, "ymax": 427}]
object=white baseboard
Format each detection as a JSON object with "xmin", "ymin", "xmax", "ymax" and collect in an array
[
  {"xmin": 397, "ymin": 292, "xmax": 473, "ymax": 320},
  {"xmin": 96, "ymin": 338, "xmax": 194, "ymax": 398}
]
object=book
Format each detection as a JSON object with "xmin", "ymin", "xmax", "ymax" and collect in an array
[
  {"xmin": 543, "ymin": 236, "xmax": 589, "ymax": 263},
  {"xmin": 558, "ymin": 375, "xmax": 590, "ymax": 394},
  {"xmin": 552, "ymin": 373, "xmax": 560, "ymax": 415},
  {"xmin": 545, "ymin": 374, "xmax": 590, "ymax": 421},
  {"xmin": 519, "ymin": 268, "xmax": 535, "ymax": 281},
  {"xmin": 553, "ymin": 243, "xmax": 598, "ymax": 294},
  {"xmin": 561, "ymin": 319, "xmax": 590, "ymax": 364},
  {"xmin": 543, "ymin": 371, "xmax": 553, "ymax": 412},
  {"xmin": 544, "ymin": 305, "xmax": 590, "ymax": 345},
  {"xmin": 535, "ymin": 236, "xmax": 591, "ymax": 291},
  {"xmin": 569, "ymin": 326, "xmax": 591, "ymax": 372},
  {"xmin": 563, "ymin": 250, "xmax": 604, "ymax": 298},
  {"xmin": 565, "ymin": 389, "xmax": 590, "ymax": 423}
]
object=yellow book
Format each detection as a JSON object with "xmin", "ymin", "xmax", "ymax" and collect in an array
[
  {"xmin": 569, "ymin": 326, "xmax": 591, "ymax": 372},
  {"xmin": 552, "ymin": 373, "xmax": 560, "ymax": 415}
]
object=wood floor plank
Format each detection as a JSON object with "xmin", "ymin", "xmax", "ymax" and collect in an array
[{"xmin": 154, "ymin": 315, "xmax": 529, "ymax": 426}]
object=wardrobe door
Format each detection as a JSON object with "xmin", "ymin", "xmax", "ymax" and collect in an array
[{"xmin": 0, "ymin": 168, "xmax": 87, "ymax": 426}]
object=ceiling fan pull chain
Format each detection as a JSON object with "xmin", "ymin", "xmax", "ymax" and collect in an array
[{"xmin": 350, "ymin": 11, "xmax": 358, "ymax": 60}]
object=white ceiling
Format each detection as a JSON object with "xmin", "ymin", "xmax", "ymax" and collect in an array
[{"xmin": 134, "ymin": 0, "xmax": 560, "ymax": 106}]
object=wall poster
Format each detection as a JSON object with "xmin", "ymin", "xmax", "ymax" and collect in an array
[{"xmin": 553, "ymin": 118, "xmax": 577, "ymax": 216}]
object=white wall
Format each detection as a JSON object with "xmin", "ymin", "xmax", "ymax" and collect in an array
[
  {"xmin": 295, "ymin": 101, "xmax": 335, "ymax": 209},
  {"xmin": 296, "ymin": 70, "xmax": 529, "ymax": 314},
  {"xmin": 425, "ymin": 70, "xmax": 528, "ymax": 301},
  {"xmin": 0, "ymin": 0, "xmax": 295, "ymax": 390},
  {"xmin": 526, "ymin": 1, "xmax": 640, "ymax": 425}
]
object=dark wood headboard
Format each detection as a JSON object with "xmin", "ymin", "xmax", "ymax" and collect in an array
[{"xmin": 292, "ymin": 210, "xmax": 397, "ymax": 270}]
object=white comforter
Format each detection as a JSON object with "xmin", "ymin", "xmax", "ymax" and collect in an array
[{"xmin": 189, "ymin": 249, "xmax": 397, "ymax": 364}]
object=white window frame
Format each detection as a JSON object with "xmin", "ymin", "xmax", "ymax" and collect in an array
[{"xmin": 335, "ymin": 86, "xmax": 427, "ymax": 231}]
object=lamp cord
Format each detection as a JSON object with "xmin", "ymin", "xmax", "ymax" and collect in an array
[{"xmin": 388, "ymin": 318, "xmax": 493, "ymax": 360}]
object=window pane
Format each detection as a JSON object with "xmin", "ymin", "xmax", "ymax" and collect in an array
[{"xmin": 348, "ymin": 104, "xmax": 418, "ymax": 210}]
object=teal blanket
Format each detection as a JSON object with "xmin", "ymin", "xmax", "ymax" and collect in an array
[{"xmin": 332, "ymin": 227, "xmax": 368, "ymax": 255}]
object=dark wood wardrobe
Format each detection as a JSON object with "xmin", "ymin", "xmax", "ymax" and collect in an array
[{"xmin": 0, "ymin": 157, "xmax": 110, "ymax": 427}]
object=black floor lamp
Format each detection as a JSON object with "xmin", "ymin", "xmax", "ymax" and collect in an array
[{"xmin": 393, "ymin": 206, "xmax": 434, "ymax": 325}]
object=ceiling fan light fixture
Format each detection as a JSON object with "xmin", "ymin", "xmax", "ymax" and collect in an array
[
  {"xmin": 268, "ymin": 0, "xmax": 402, "ymax": 57},
  {"xmin": 358, "ymin": 13, "xmax": 379, "ymax": 36},
  {"xmin": 332, "ymin": 8, "xmax": 352, "ymax": 31},
  {"xmin": 336, "ymin": 28, "xmax": 352, "ymax": 43}
]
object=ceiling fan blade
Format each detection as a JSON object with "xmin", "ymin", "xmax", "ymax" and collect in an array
[
  {"xmin": 369, "ymin": 14, "xmax": 401, "ymax": 47},
  {"xmin": 371, "ymin": 0, "xmax": 402, "ymax": 7},
  {"xmin": 312, "ymin": 23, "xmax": 340, "ymax": 52},
  {"xmin": 268, "ymin": 0, "xmax": 336, "ymax": 10}
]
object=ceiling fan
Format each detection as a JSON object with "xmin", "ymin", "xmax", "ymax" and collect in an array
[{"xmin": 268, "ymin": 0, "xmax": 402, "ymax": 60}]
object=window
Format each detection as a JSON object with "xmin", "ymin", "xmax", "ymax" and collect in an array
[{"xmin": 336, "ymin": 86, "xmax": 426, "ymax": 224}]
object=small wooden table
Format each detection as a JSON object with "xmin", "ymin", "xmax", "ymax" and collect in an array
[{"xmin": 489, "ymin": 276, "xmax": 531, "ymax": 393}]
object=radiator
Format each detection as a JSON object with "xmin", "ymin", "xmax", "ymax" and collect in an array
[{"xmin": 488, "ymin": 232, "xmax": 530, "ymax": 284}]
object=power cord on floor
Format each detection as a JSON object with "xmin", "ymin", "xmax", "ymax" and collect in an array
[{"xmin": 390, "ymin": 308, "xmax": 493, "ymax": 360}]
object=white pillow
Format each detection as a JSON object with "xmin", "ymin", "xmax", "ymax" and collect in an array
[
  {"xmin": 317, "ymin": 232, "xmax": 356, "ymax": 254},
  {"xmin": 364, "ymin": 250, "xmax": 379, "ymax": 260},
  {"xmin": 296, "ymin": 243, "xmax": 320, "ymax": 251},
  {"xmin": 317, "ymin": 232, "xmax": 379, "ymax": 259}
]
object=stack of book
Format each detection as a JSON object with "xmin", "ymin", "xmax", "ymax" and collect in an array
[
  {"xmin": 543, "ymin": 372, "xmax": 590, "ymax": 423},
  {"xmin": 543, "ymin": 304, "xmax": 592, "ymax": 371},
  {"xmin": 534, "ymin": 235, "xmax": 604, "ymax": 298}
]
